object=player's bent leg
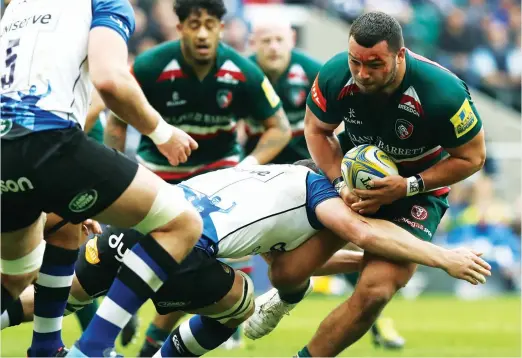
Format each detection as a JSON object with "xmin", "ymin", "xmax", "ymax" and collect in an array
[
  {"xmin": 1, "ymin": 214, "xmax": 47, "ymax": 313},
  {"xmin": 155, "ymin": 270, "xmax": 255, "ymax": 357},
  {"xmin": 73, "ymin": 167, "xmax": 203, "ymax": 357},
  {"xmin": 139, "ymin": 312, "xmax": 187, "ymax": 357},
  {"xmin": 245, "ymin": 230, "xmax": 345, "ymax": 340},
  {"xmin": 305, "ymin": 252, "xmax": 416, "ymax": 357}
]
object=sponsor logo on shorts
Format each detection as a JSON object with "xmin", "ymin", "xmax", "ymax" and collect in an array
[
  {"xmin": 68, "ymin": 189, "xmax": 98, "ymax": 213},
  {"xmin": 395, "ymin": 119, "xmax": 414, "ymax": 140},
  {"xmin": 157, "ymin": 301, "xmax": 190, "ymax": 308},
  {"xmin": 0, "ymin": 119, "xmax": 13, "ymax": 137},
  {"xmin": 0, "ymin": 177, "xmax": 34, "ymax": 194},
  {"xmin": 85, "ymin": 236, "xmax": 100, "ymax": 264},
  {"xmin": 411, "ymin": 205, "xmax": 428, "ymax": 220},
  {"xmin": 393, "ymin": 217, "xmax": 432, "ymax": 238},
  {"xmin": 108, "ymin": 233, "xmax": 129, "ymax": 262}
]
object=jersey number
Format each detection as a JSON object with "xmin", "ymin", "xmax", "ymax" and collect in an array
[{"xmin": 1, "ymin": 39, "xmax": 20, "ymax": 89}]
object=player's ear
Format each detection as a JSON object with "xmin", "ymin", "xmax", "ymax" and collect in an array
[
  {"xmin": 397, "ymin": 47, "xmax": 406, "ymax": 64},
  {"xmin": 176, "ymin": 22, "xmax": 183, "ymax": 35}
]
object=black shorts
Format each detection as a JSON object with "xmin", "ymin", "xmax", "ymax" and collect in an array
[
  {"xmin": 76, "ymin": 226, "xmax": 235, "ymax": 314},
  {"xmin": 1, "ymin": 126, "xmax": 138, "ymax": 232}
]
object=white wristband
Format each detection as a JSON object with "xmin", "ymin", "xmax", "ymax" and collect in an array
[
  {"xmin": 406, "ymin": 176, "xmax": 420, "ymax": 197},
  {"xmin": 238, "ymin": 155, "xmax": 259, "ymax": 167},
  {"xmin": 334, "ymin": 181, "xmax": 346, "ymax": 194},
  {"xmin": 148, "ymin": 119, "xmax": 173, "ymax": 145}
]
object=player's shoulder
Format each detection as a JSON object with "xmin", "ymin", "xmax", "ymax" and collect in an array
[
  {"xmin": 407, "ymin": 50, "xmax": 471, "ymax": 112},
  {"xmin": 290, "ymin": 49, "xmax": 323, "ymax": 76},
  {"xmin": 316, "ymin": 51, "xmax": 351, "ymax": 94},
  {"xmin": 217, "ymin": 43, "xmax": 265, "ymax": 81}
]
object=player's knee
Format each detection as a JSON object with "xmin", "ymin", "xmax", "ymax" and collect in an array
[
  {"xmin": 133, "ymin": 184, "xmax": 202, "ymax": 258},
  {"xmin": 207, "ymin": 271, "xmax": 254, "ymax": 328},
  {"xmin": 2, "ymin": 271, "xmax": 39, "ymax": 301},
  {"xmin": 268, "ymin": 258, "xmax": 308, "ymax": 291},
  {"xmin": 1, "ymin": 240, "xmax": 47, "ymax": 298},
  {"xmin": 356, "ymin": 282, "xmax": 397, "ymax": 316}
]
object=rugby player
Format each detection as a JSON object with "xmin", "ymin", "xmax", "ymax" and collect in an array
[
  {"xmin": 0, "ymin": 1, "xmax": 202, "ymax": 356},
  {"xmin": 246, "ymin": 12, "xmax": 487, "ymax": 357}
]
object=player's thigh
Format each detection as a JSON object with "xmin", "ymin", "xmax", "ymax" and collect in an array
[
  {"xmin": 358, "ymin": 251, "xmax": 417, "ymax": 293},
  {"xmin": 1, "ymin": 135, "xmax": 44, "ymax": 233},
  {"xmin": 33, "ymin": 127, "xmax": 179, "ymax": 228},
  {"xmin": 1, "ymin": 214, "xmax": 45, "ymax": 261},
  {"xmin": 269, "ymin": 229, "xmax": 347, "ymax": 288}
]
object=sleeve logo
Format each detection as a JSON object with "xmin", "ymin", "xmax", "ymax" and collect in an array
[
  {"xmin": 450, "ymin": 99, "xmax": 477, "ymax": 138},
  {"xmin": 311, "ymin": 76, "xmax": 327, "ymax": 112},
  {"xmin": 261, "ymin": 77, "xmax": 280, "ymax": 108}
]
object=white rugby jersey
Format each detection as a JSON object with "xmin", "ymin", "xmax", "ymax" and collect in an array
[
  {"xmin": 0, "ymin": 0, "xmax": 135, "ymax": 139},
  {"xmin": 178, "ymin": 165, "xmax": 339, "ymax": 258}
]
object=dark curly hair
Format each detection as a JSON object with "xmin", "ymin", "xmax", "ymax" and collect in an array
[
  {"xmin": 174, "ymin": 0, "xmax": 227, "ymax": 22},
  {"xmin": 349, "ymin": 12, "xmax": 404, "ymax": 53}
]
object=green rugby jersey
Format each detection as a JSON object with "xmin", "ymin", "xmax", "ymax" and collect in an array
[
  {"xmin": 307, "ymin": 49, "xmax": 483, "ymax": 195},
  {"xmin": 245, "ymin": 49, "xmax": 322, "ymax": 164},
  {"xmin": 131, "ymin": 40, "xmax": 281, "ymax": 181}
]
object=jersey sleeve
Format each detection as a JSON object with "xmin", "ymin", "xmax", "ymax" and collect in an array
[
  {"xmin": 306, "ymin": 63, "xmax": 341, "ymax": 125},
  {"xmin": 91, "ymin": 0, "xmax": 135, "ymax": 43},
  {"xmin": 431, "ymin": 83, "xmax": 483, "ymax": 148},
  {"xmin": 242, "ymin": 64, "xmax": 281, "ymax": 121},
  {"xmin": 305, "ymin": 172, "xmax": 339, "ymax": 229},
  {"xmin": 129, "ymin": 49, "xmax": 159, "ymax": 91}
]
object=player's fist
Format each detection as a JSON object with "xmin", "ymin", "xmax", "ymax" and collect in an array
[
  {"xmin": 443, "ymin": 247, "xmax": 492, "ymax": 285},
  {"xmin": 156, "ymin": 126, "xmax": 198, "ymax": 166}
]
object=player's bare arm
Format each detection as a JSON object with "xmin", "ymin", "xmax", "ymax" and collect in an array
[
  {"xmin": 316, "ymin": 197, "xmax": 491, "ymax": 285},
  {"xmin": 352, "ymin": 129, "xmax": 486, "ymax": 213},
  {"xmin": 89, "ymin": 27, "xmax": 198, "ymax": 166},
  {"xmin": 304, "ymin": 107, "xmax": 358, "ymax": 206},
  {"xmin": 415, "ymin": 128, "xmax": 486, "ymax": 190},
  {"xmin": 84, "ymin": 89, "xmax": 106, "ymax": 134},
  {"xmin": 104, "ymin": 111, "xmax": 128, "ymax": 152},
  {"xmin": 304, "ymin": 106, "xmax": 343, "ymax": 181},
  {"xmin": 244, "ymin": 108, "xmax": 291, "ymax": 165}
]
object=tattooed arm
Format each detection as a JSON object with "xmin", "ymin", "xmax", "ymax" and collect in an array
[
  {"xmin": 104, "ymin": 111, "xmax": 128, "ymax": 153},
  {"xmin": 243, "ymin": 108, "xmax": 291, "ymax": 165}
]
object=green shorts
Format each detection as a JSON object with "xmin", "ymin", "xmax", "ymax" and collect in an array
[{"xmin": 372, "ymin": 193, "xmax": 449, "ymax": 242}]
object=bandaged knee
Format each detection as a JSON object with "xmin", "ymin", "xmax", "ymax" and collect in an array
[
  {"xmin": 134, "ymin": 184, "xmax": 194, "ymax": 234},
  {"xmin": 207, "ymin": 271, "xmax": 254, "ymax": 324},
  {"xmin": 1, "ymin": 240, "xmax": 46, "ymax": 275}
]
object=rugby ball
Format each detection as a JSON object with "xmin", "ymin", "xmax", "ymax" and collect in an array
[{"xmin": 341, "ymin": 144, "xmax": 398, "ymax": 191}]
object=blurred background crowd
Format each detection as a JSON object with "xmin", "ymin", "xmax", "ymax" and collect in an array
[{"xmin": 127, "ymin": 0, "xmax": 522, "ymax": 111}]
